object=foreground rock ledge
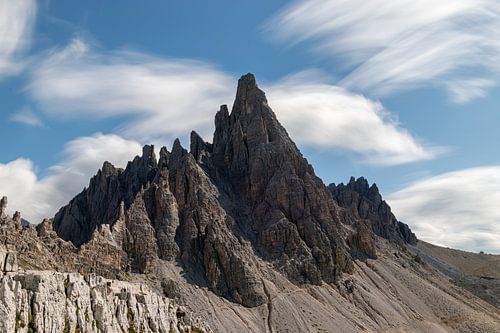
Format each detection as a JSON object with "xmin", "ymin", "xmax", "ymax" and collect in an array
[{"xmin": 0, "ymin": 270, "xmax": 211, "ymax": 333}]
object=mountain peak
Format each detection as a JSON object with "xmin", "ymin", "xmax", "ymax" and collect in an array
[
  {"xmin": 171, "ymin": 138, "xmax": 187, "ymax": 161},
  {"xmin": 236, "ymin": 73, "xmax": 258, "ymax": 96},
  {"xmin": 0, "ymin": 196, "xmax": 7, "ymax": 218},
  {"xmin": 142, "ymin": 144, "xmax": 155, "ymax": 160},
  {"xmin": 49, "ymin": 74, "xmax": 417, "ymax": 309},
  {"xmin": 232, "ymin": 73, "xmax": 267, "ymax": 119},
  {"xmin": 329, "ymin": 178, "xmax": 416, "ymax": 245}
]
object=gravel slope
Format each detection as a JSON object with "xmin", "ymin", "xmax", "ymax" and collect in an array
[{"xmin": 410, "ymin": 241, "xmax": 500, "ymax": 308}]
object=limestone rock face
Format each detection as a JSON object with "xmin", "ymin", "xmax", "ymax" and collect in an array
[
  {"xmin": 0, "ymin": 270, "xmax": 211, "ymax": 333},
  {"xmin": 0, "ymin": 196, "xmax": 6, "ymax": 218},
  {"xmin": 52, "ymin": 146, "xmax": 158, "ymax": 247},
  {"xmin": 329, "ymin": 177, "xmax": 417, "ymax": 245},
  {"xmin": 1, "ymin": 74, "xmax": 499, "ymax": 333},
  {"xmin": 167, "ymin": 142, "xmax": 267, "ymax": 307},
  {"xmin": 210, "ymin": 74, "xmax": 353, "ymax": 284},
  {"xmin": 348, "ymin": 220, "xmax": 377, "ymax": 259},
  {"xmin": 0, "ymin": 249, "xmax": 18, "ymax": 272},
  {"xmin": 43, "ymin": 74, "xmax": 419, "ymax": 309},
  {"xmin": 48, "ymin": 74, "xmax": 355, "ymax": 307},
  {"xmin": 4, "ymin": 253, "xmax": 18, "ymax": 272}
]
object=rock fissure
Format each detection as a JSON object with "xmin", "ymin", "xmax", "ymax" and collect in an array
[{"xmin": 261, "ymin": 279, "xmax": 274, "ymax": 333}]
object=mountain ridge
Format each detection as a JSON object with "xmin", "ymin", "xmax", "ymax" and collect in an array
[
  {"xmin": 0, "ymin": 73, "xmax": 498, "ymax": 332},
  {"xmin": 52, "ymin": 73, "xmax": 363, "ymax": 307}
]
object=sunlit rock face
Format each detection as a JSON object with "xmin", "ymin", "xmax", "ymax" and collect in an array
[{"xmin": 0, "ymin": 269, "xmax": 211, "ymax": 333}]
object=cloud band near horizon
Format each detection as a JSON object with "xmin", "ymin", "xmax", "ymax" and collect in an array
[{"xmin": 388, "ymin": 166, "xmax": 500, "ymax": 254}]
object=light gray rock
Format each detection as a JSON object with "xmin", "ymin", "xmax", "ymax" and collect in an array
[
  {"xmin": 0, "ymin": 250, "xmax": 6, "ymax": 272},
  {"xmin": 0, "ymin": 196, "xmax": 7, "ymax": 218},
  {"xmin": 0, "ymin": 248, "xmax": 17, "ymax": 273},
  {"xmin": 4, "ymin": 252, "xmax": 17, "ymax": 272},
  {"xmin": 13, "ymin": 211, "xmax": 21, "ymax": 225},
  {"xmin": 0, "ymin": 270, "xmax": 211, "ymax": 333}
]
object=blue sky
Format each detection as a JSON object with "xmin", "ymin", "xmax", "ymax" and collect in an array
[{"xmin": 0, "ymin": 0, "xmax": 499, "ymax": 253}]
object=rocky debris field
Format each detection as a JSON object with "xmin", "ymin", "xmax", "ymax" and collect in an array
[{"xmin": 0, "ymin": 261, "xmax": 211, "ymax": 332}]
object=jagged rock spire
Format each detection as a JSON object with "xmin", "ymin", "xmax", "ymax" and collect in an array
[
  {"xmin": 157, "ymin": 146, "xmax": 170, "ymax": 169},
  {"xmin": 13, "ymin": 212, "xmax": 21, "ymax": 224},
  {"xmin": 329, "ymin": 177, "xmax": 416, "ymax": 245},
  {"xmin": 209, "ymin": 73, "xmax": 353, "ymax": 283},
  {"xmin": 50, "ymin": 74, "xmax": 416, "ymax": 308},
  {"xmin": 190, "ymin": 131, "xmax": 212, "ymax": 165},
  {"xmin": 232, "ymin": 73, "xmax": 267, "ymax": 118},
  {"xmin": 170, "ymin": 138, "xmax": 187, "ymax": 162},
  {"xmin": 0, "ymin": 196, "xmax": 7, "ymax": 218}
]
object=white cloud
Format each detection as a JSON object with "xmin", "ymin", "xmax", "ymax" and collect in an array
[
  {"xmin": 266, "ymin": 0, "xmax": 500, "ymax": 102},
  {"xmin": 28, "ymin": 39, "xmax": 234, "ymax": 143},
  {"xmin": 446, "ymin": 78, "xmax": 496, "ymax": 104},
  {"xmin": 266, "ymin": 72, "xmax": 443, "ymax": 165},
  {"xmin": 9, "ymin": 107, "xmax": 44, "ymax": 127},
  {"xmin": 387, "ymin": 166, "xmax": 500, "ymax": 254},
  {"xmin": 0, "ymin": 133, "xmax": 142, "ymax": 223},
  {"xmin": 0, "ymin": 0, "xmax": 36, "ymax": 76},
  {"xmin": 27, "ymin": 39, "xmax": 441, "ymax": 165}
]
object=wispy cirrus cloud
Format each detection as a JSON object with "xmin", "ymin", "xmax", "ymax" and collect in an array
[
  {"xmin": 388, "ymin": 166, "xmax": 500, "ymax": 254},
  {"xmin": 28, "ymin": 39, "xmax": 234, "ymax": 143},
  {"xmin": 27, "ymin": 39, "xmax": 442, "ymax": 165},
  {"xmin": 9, "ymin": 107, "xmax": 45, "ymax": 127},
  {"xmin": 0, "ymin": 0, "xmax": 37, "ymax": 76},
  {"xmin": 266, "ymin": 72, "xmax": 444, "ymax": 165},
  {"xmin": 266, "ymin": 0, "xmax": 500, "ymax": 103},
  {"xmin": 0, "ymin": 133, "xmax": 142, "ymax": 223},
  {"xmin": 446, "ymin": 78, "xmax": 497, "ymax": 104}
]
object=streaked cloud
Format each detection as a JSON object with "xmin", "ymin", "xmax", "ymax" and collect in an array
[
  {"xmin": 0, "ymin": 0, "xmax": 36, "ymax": 76},
  {"xmin": 266, "ymin": 0, "xmax": 500, "ymax": 102},
  {"xmin": 9, "ymin": 107, "xmax": 44, "ymax": 127},
  {"xmin": 266, "ymin": 72, "xmax": 444, "ymax": 165},
  {"xmin": 27, "ymin": 39, "xmax": 441, "ymax": 165},
  {"xmin": 28, "ymin": 39, "xmax": 234, "ymax": 143},
  {"xmin": 446, "ymin": 79, "xmax": 497, "ymax": 104},
  {"xmin": 388, "ymin": 166, "xmax": 500, "ymax": 254},
  {"xmin": 0, "ymin": 133, "xmax": 142, "ymax": 223}
]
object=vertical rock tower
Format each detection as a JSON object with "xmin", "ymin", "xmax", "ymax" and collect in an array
[{"xmin": 51, "ymin": 74, "xmax": 416, "ymax": 307}]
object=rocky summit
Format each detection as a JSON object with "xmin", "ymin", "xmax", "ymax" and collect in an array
[
  {"xmin": 52, "ymin": 73, "xmax": 355, "ymax": 307},
  {"xmin": 329, "ymin": 177, "xmax": 417, "ymax": 254},
  {"xmin": 1, "ymin": 74, "xmax": 499, "ymax": 332}
]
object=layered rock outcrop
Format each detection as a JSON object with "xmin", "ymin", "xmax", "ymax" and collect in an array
[
  {"xmin": 0, "ymin": 196, "xmax": 7, "ymax": 218},
  {"xmin": 0, "ymin": 221, "xmax": 211, "ymax": 331},
  {"xmin": 329, "ymin": 177, "xmax": 417, "ymax": 245},
  {"xmin": 209, "ymin": 75, "xmax": 353, "ymax": 284},
  {"xmin": 0, "ymin": 248, "xmax": 18, "ymax": 273},
  {"xmin": 0, "ymin": 270, "xmax": 211, "ymax": 333}
]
